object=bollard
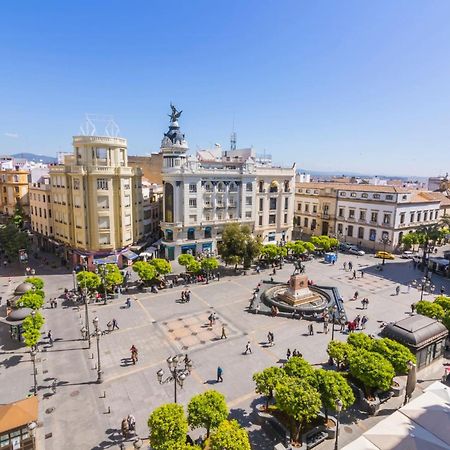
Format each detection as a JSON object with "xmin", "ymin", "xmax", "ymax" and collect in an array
[{"xmin": 100, "ymin": 391, "xmax": 106, "ymax": 398}]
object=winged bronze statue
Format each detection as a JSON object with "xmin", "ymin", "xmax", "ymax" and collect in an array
[{"xmin": 169, "ymin": 103, "xmax": 182, "ymax": 122}]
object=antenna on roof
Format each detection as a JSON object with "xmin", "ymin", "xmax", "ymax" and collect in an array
[{"xmin": 230, "ymin": 114, "xmax": 236, "ymax": 151}]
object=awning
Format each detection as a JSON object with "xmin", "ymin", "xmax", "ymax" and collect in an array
[
  {"xmin": 122, "ymin": 250, "xmax": 139, "ymax": 260},
  {"xmin": 0, "ymin": 396, "xmax": 38, "ymax": 433},
  {"xmin": 93, "ymin": 255, "xmax": 118, "ymax": 265}
]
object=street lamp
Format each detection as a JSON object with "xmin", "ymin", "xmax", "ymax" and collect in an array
[
  {"xmin": 380, "ymin": 235, "xmax": 392, "ymax": 265},
  {"xmin": 330, "ymin": 305, "xmax": 337, "ymax": 341},
  {"xmin": 92, "ymin": 317, "xmax": 103, "ymax": 384},
  {"xmin": 334, "ymin": 398, "xmax": 343, "ymax": 450},
  {"xmin": 30, "ymin": 349, "xmax": 37, "ymax": 395},
  {"xmin": 72, "ymin": 270, "xmax": 77, "ymax": 291},
  {"xmin": 411, "ymin": 277, "xmax": 434, "ymax": 301},
  {"xmin": 156, "ymin": 354, "xmax": 192, "ymax": 403}
]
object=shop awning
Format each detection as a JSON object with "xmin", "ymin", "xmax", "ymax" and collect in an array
[
  {"xmin": 0, "ymin": 396, "xmax": 38, "ymax": 433},
  {"xmin": 122, "ymin": 249, "xmax": 139, "ymax": 260},
  {"xmin": 93, "ymin": 255, "xmax": 118, "ymax": 265}
]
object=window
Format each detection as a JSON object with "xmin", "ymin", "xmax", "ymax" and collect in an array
[
  {"xmin": 285, "ymin": 198, "xmax": 289, "ymax": 210},
  {"xmin": 245, "ymin": 211, "xmax": 252, "ymax": 219},
  {"xmin": 386, "ymin": 195, "xmax": 394, "ymax": 200},
  {"xmin": 245, "ymin": 197, "xmax": 252, "ymax": 206},
  {"xmin": 97, "ymin": 178, "xmax": 108, "ymax": 190},
  {"xmin": 359, "ymin": 211, "xmax": 366, "ymax": 221},
  {"xmin": 49, "ymin": 209, "xmax": 51, "ymax": 218},
  {"xmin": 270, "ymin": 198, "xmax": 277, "ymax": 210},
  {"xmin": 97, "ymin": 196, "xmax": 109, "ymax": 209},
  {"xmin": 304, "ymin": 203, "xmax": 309, "ymax": 213},
  {"xmin": 189, "ymin": 215, "xmax": 197, "ymax": 224},
  {"xmin": 349, "ymin": 209, "xmax": 355, "ymax": 219},
  {"xmin": 417, "ymin": 211, "xmax": 422, "ymax": 222},
  {"xmin": 259, "ymin": 198, "xmax": 264, "ymax": 211},
  {"xmin": 98, "ymin": 217, "xmax": 110, "ymax": 229},
  {"xmin": 284, "ymin": 181, "xmax": 290, "ymax": 192},
  {"xmin": 259, "ymin": 215, "xmax": 263, "ymax": 226},
  {"xmin": 269, "ymin": 182, "xmax": 278, "ymax": 193},
  {"xmin": 73, "ymin": 179, "xmax": 80, "ymax": 190},
  {"xmin": 424, "ymin": 211, "xmax": 428, "ymax": 221},
  {"xmin": 99, "ymin": 234, "xmax": 110, "ymax": 245},
  {"xmin": 311, "ymin": 218, "xmax": 316, "ymax": 229},
  {"xmin": 371, "ymin": 212, "xmax": 378, "ymax": 223},
  {"xmin": 339, "ymin": 192, "xmax": 346, "ymax": 197},
  {"xmin": 362, "ymin": 193, "xmax": 368, "ymax": 198},
  {"xmin": 383, "ymin": 214, "xmax": 391, "ymax": 225},
  {"xmin": 358, "ymin": 227, "xmax": 364, "ymax": 239},
  {"xmin": 189, "ymin": 183, "xmax": 197, "ymax": 193},
  {"xmin": 297, "ymin": 203, "xmax": 302, "ymax": 211},
  {"xmin": 259, "ymin": 181, "xmax": 264, "ymax": 193},
  {"xmin": 204, "ymin": 183, "xmax": 212, "ymax": 192},
  {"xmin": 246, "ymin": 182, "xmax": 253, "ymax": 192},
  {"xmin": 410, "ymin": 212, "xmax": 415, "ymax": 222},
  {"xmin": 338, "ymin": 208, "xmax": 344, "ymax": 218},
  {"xmin": 350, "ymin": 192, "xmax": 356, "ymax": 197},
  {"xmin": 189, "ymin": 198, "xmax": 197, "ymax": 208},
  {"xmin": 204, "ymin": 227, "xmax": 212, "ymax": 238},
  {"xmin": 347, "ymin": 225, "xmax": 353, "ymax": 237},
  {"xmin": 124, "ymin": 215, "xmax": 131, "ymax": 226},
  {"xmin": 304, "ymin": 217, "xmax": 309, "ymax": 227},
  {"xmin": 312, "ymin": 204, "xmax": 317, "ymax": 213},
  {"xmin": 229, "ymin": 182, "xmax": 237, "ymax": 192},
  {"xmin": 400, "ymin": 213, "xmax": 405, "ymax": 224},
  {"xmin": 337, "ymin": 223, "xmax": 343, "ymax": 234},
  {"xmin": 217, "ymin": 182, "xmax": 225, "ymax": 192},
  {"xmin": 284, "ymin": 213, "xmax": 288, "ymax": 224},
  {"xmin": 369, "ymin": 229, "xmax": 376, "ymax": 241},
  {"xmin": 373, "ymin": 194, "xmax": 380, "ymax": 199},
  {"xmin": 269, "ymin": 214, "xmax": 276, "ymax": 224},
  {"xmin": 14, "ymin": 186, "xmax": 19, "ymax": 193},
  {"xmin": 187, "ymin": 228, "xmax": 195, "ymax": 240}
]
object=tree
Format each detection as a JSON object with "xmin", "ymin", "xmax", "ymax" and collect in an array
[
  {"xmin": 201, "ymin": 257, "xmax": 219, "ymax": 275},
  {"xmin": 209, "ymin": 420, "xmax": 251, "ymax": 450},
  {"xmin": 400, "ymin": 233, "xmax": 419, "ymax": 250},
  {"xmin": 371, "ymin": 338, "xmax": 416, "ymax": 375},
  {"xmin": 219, "ymin": 223, "xmax": 261, "ymax": 269},
  {"xmin": 327, "ymin": 341, "xmax": 355, "ymax": 370},
  {"xmin": 276, "ymin": 378, "xmax": 322, "ymax": 445},
  {"xmin": 311, "ymin": 236, "xmax": 333, "ymax": 251},
  {"xmin": 347, "ymin": 332, "xmax": 374, "ymax": 351},
  {"xmin": 150, "ymin": 258, "xmax": 172, "ymax": 275},
  {"xmin": 25, "ymin": 277, "xmax": 44, "ymax": 290},
  {"xmin": 16, "ymin": 292, "xmax": 44, "ymax": 309},
  {"xmin": 187, "ymin": 260, "xmax": 201, "ymax": 274},
  {"xmin": 22, "ymin": 312, "xmax": 45, "ymax": 331},
  {"xmin": 22, "ymin": 312, "xmax": 45, "ymax": 349},
  {"xmin": 148, "ymin": 403, "xmax": 188, "ymax": 450},
  {"xmin": 434, "ymin": 295, "xmax": 450, "ymax": 311},
  {"xmin": 283, "ymin": 356, "xmax": 315, "ymax": 383},
  {"xmin": 260, "ymin": 244, "xmax": 281, "ymax": 263},
  {"xmin": 314, "ymin": 369, "xmax": 355, "ymax": 421},
  {"xmin": 303, "ymin": 241, "xmax": 317, "ymax": 252},
  {"xmin": 0, "ymin": 222, "xmax": 29, "ymax": 259},
  {"xmin": 97, "ymin": 264, "xmax": 123, "ymax": 292},
  {"xmin": 442, "ymin": 310, "xmax": 450, "ymax": 331},
  {"xmin": 348, "ymin": 349, "xmax": 395, "ymax": 396},
  {"xmin": 178, "ymin": 254, "xmax": 195, "ymax": 268},
  {"xmin": 416, "ymin": 300, "xmax": 445, "ymax": 320},
  {"xmin": 187, "ymin": 390, "xmax": 228, "ymax": 438},
  {"xmin": 76, "ymin": 271, "xmax": 101, "ymax": 291},
  {"xmin": 253, "ymin": 366, "xmax": 287, "ymax": 409},
  {"xmin": 132, "ymin": 261, "xmax": 157, "ymax": 285}
]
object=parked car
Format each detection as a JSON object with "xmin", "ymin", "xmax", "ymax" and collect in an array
[
  {"xmin": 401, "ymin": 251, "xmax": 415, "ymax": 259},
  {"xmin": 375, "ymin": 251, "xmax": 395, "ymax": 260},
  {"xmin": 348, "ymin": 246, "xmax": 365, "ymax": 256},
  {"xmin": 338, "ymin": 243, "xmax": 352, "ymax": 252}
]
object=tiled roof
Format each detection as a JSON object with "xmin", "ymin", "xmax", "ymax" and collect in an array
[{"xmin": 295, "ymin": 181, "xmax": 409, "ymax": 193}]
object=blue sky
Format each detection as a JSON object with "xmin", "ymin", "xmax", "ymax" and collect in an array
[{"xmin": 1, "ymin": 0, "xmax": 450, "ymax": 177}]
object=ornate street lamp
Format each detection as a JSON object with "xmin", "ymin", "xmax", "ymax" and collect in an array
[
  {"xmin": 334, "ymin": 398, "xmax": 343, "ymax": 450},
  {"xmin": 380, "ymin": 235, "xmax": 392, "ymax": 265},
  {"xmin": 92, "ymin": 317, "xmax": 103, "ymax": 383},
  {"xmin": 411, "ymin": 277, "xmax": 434, "ymax": 301},
  {"xmin": 156, "ymin": 354, "xmax": 191, "ymax": 403},
  {"xmin": 30, "ymin": 349, "xmax": 37, "ymax": 395}
]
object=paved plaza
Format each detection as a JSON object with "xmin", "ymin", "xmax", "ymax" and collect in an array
[{"xmin": 1, "ymin": 249, "xmax": 449, "ymax": 449}]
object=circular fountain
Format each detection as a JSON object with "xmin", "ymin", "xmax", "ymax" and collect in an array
[{"xmin": 262, "ymin": 274, "xmax": 330, "ymax": 315}]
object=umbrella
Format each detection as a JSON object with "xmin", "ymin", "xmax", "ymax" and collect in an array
[{"xmin": 424, "ymin": 381, "xmax": 450, "ymax": 403}]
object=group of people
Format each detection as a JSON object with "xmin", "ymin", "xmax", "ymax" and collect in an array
[
  {"xmin": 180, "ymin": 290, "xmax": 192, "ymax": 303},
  {"xmin": 345, "ymin": 314, "xmax": 368, "ymax": 332},
  {"xmin": 120, "ymin": 414, "xmax": 136, "ymax": 438},
  {"xmin": 107, "ymin": 318, "xmax": 120, "ymax": 332},
  {"xmin": 286, "ymin": 348, "xmax": 302, "ymax": 359}
]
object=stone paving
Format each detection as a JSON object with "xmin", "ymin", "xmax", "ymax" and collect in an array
[{"xmin": 1, "ymin": 248, "xmax": 450, "ymax": 449}]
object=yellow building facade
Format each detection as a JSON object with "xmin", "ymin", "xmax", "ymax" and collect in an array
[{"xmin": 0, "ymin": 169, "xmax": 30, "ymax": 217}]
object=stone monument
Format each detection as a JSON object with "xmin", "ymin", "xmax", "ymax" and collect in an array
[{"xmin": 277, "ymin": 274, "xmax": 321, "ymax": 306}]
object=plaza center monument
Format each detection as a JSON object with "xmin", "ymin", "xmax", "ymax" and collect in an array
[{"xmin": 277, "ymin": 274, "xmax": 321, "ymax": 306}]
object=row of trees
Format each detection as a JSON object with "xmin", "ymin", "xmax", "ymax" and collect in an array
[
  {"xmin": 132, "ymin": 258, "xmax": 172, "ymax": 285},
  {"xmin": 76, "ymin": 263, "xmax": 124, "ymax": 294},
  {"xmin": 400, "ymin": 224, "xmax": 449, "ymax": 254},
  {"xmin": 416, "ymin": 295, "xmax": 450, "ymax": 331},
  {"xmin": 178, "ymin": 254, "xmax": 219, "ymax": 275},
  {"xmin": 147, "ymin": 390, "xmax": 250, "ymax": 450},
  {"xmin": 253, "ymin": 357, "xmax": 355, "ymax": 445},
  {"xmin": 327, "ymin": 333, "xmax": 416, "ymax": 396}
]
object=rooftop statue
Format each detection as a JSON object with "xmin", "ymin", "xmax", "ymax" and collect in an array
[{"xmin": 169, "ymin": 103, "xmax": 182, "ymax": 122}]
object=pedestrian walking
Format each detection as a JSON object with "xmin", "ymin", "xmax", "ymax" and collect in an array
[
  {"xmin": 408, "ymin": 284, "xmax": 411, "ymax": 293},
  {"xmin": 440, "ymin": 286, "xmax": 445, "ymax": 295},
  {"xmin": 339, "ymin": 317, "xmax": 346, "ymax": 332},
  {"xmin": 308, "ymin": 323, "xmax": 314, "ymax": 335},
  {"xmin": 348, "ymin": 261, "xmax": 353, "ymax": 271},
  {"xmin": 121, "ymin": 418, "xmax": 129, "ymax": 438},
  {"xmin": 411, "ymin": 303, "xmax": 416, "ymax": 314},
  {"xmin": 181, "ymin": 291, "xmax": 185, "ymax": 302},
  {"xmin": 286, "ymin": 348, "xmax": 291, "ymax": 360},
  {"xmin": 130, "ymin": 345, "xmax": 138, "ymax": 364},
  {"xmin": 244, "ymin": 341, "xmax": 252, "ymax": 354},
  {"xmin": 112, "ymin": 318, "xmax": 119, "ymax": 330},
  {"xmin": 352, "ymin": 270, "xmax": 357, "ymax": 279},
  {"xmin": 360, "ymin": 270, "xmax": 364, "ymax": 278},
  {"xmin": 126, "ymin": 297, "xmax": 131, "ymax": 308},
  {"xmin": 361, "ymin": 315, "xmax": 368, "ymax": 329},
  {"xmin": 47, "ymin": 330, "xmax": 53, "ymax": 345},
  {"xmin": 221, "ymin": 325, "xmax": 227, "ymax": 339},
  {"xmin": 323, "ymin": 321, "xmax": 329, "ymax": 334},
  {"xmin": 361, "ymin": 298, "xmax": 366, "ymax": 309},
  {"xmin": 343, "ymin": 262, "xmax": 347, "ymax": 271},
  {"xmin": 208, "ymin": 313, "xmax": 214, "ymax": 327},
  {"xmin": 354, "ymin": 291, "xmax": 359, "ymax": 300},
  {"xmin": 395, "ymin": 285, "xmax": 400, "ymax": 296},
  {"xmin": 217, "ymin": 366, "xmax": 223, "ymax": 382},
  {"xmin": 127, "ymin": 414, "xmax": 136, "ymax": 433},
  {"xmin": 269, "ymin": 331, "xmax": 274, "ymax": 346}
]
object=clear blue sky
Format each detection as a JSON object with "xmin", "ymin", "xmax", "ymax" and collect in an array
[{"xmin": 1, "ymin": 0, "xmax": 450, "ymax": 177}]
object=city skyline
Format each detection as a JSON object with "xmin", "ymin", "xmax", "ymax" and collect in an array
[{"xmin": 1, "ymin": 1, "xmax": 450, "ymax": 177}]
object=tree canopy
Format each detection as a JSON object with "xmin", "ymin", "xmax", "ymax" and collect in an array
[
  {"xmin": 310, "ymin": 236, "xmax": 337, "ymax": 252},
  {"xmin": 132, "ymin": 261, "xmax": 157, "ymax": 284},
  {"xmin": 201, "ymin": 257, "xmax": 219, "ymax": 273},
  {"xmin": 149, "ymin": 258, "xmax": 172, "ymax": 275},
  {"xmin": 371, "ymin": 338, "xmax": 416, "ymax": 375},
  {"xmin": 25, "ymin": 277, "xmax": 44, "ymax": 290},
  {"xmin": 416, "ymin": 301, "xmax": 445, "ymax": 320},
  {"xmin": 178, "ymin": 254, "xmax": 195, "ymax": 267},
  {"xmin": 22, "ymin": 312, "xmax": 45, "ymax": 349},
  {"xmin": 187, "ymin": 260, "xmax": 201, "ymax": 274},
  {"xmin": 0, "ymin": 222, "xmax": 29, "ymax": 259},
  {"xmin": 97, "ymin": 264, "xmax": 123, "ymax": 291},
  {"xmin": 16, "ymin": 292, "xmax": 44, "ymax": 309},
  {"xmin": 283, "ymin": 356, "xmax": 316, "ymax": 383},
  {"xmin": 209, "ymin": 420, "xmax": 251, "ymax": 450},
  {"xmin": 253, "ymin": 366, "xmax": 287, "ymax": 409},
  {"xmin": 187, "ymin": 390, "xmax": 228, "ymax": 437},
  {"xmin": 327, "ymin": 341, "xmax": 355, "ymax": 370},
  {"xmin": 76, "ymin": 271, "xmax": 101, "ymax": 291},
  {"xmin": 148, "ymin": 403, "xmax": 188, "ymax": 450}
]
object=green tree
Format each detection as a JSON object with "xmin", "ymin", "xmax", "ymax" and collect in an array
[
  {"xmin": 178, "ymin": 254, "xmax": 195, "ymax": 268},
  {"xmin": 76, "ymin": 271, "xmax": 101, "ymax": 291},
  {"xmin": 209, "ymin": 420, "xmax": 251, "ymax": 450},
  {"xmin": 400, "ymin": 233, "xmax": 419, "ymax": 250},
  {"xmin": 310, "ymin": 236, "xmax": 333, "ymax": 251},
  {"xmin": 16, "ymin": 292, "xmax": 44, "ymax": 309},
  {"xmin": 24, "ymin": 277, "xmax": 44, "ymax": 290},
  {"xmin": 327, "ymin": 341, "xmax": 355, "ymax": 370},
  {"xmin": 187, "ymin": 260, "xmax": 201, "ymax": 274},
  {"xmin": 187, "ymin": 390, "xmax": 228, "ymax": 438},
  {"xmin": 97, "ymin": 264, "xmax": 123, "ymax": 292},
  {"xmin": 283, "ymin": 356, "xmax": 315, "ymax": 383},
  {"xmin": 347, "ymin": 332, "xmax": 374, "ymax": 351},
  {"xmin": 416, "ymin": 300, "xmax": 445, "ymax": 320},
  {"xmin": 201, "ymin": 257, "xmax": 219, "ymax": 275},
  {"xmin": 150, "ymin": 258, "xmax": 172, "ymax": 275},
  {"xmin": 371, "ymin": 338, "xmax": 416, "ymax": 375},
  {"xmin": 349, "ymin": 349, "xmax": 395, "ymax": 396},
  {"xmin": 132, "ymin": 261, "xmax": 157, "ymax": 285},
  {"xmin": 253, "ymin": 366, "xmax": 287, "ymax": 409},
  {"xmin": 260, "ymin": 244, "xmax": 279, "ymax": 262},
  {"xmin": 434, "ymin": 295, "xmax": 450, "ymax": 311},
  {"xmin": 12, "ymin": 205, "xmax": 25, "ymax": 228},
  {"xmin": 148, "ymin": 403, "xmax": 188, "ymax": 450},
  {"xmin": 22, "ymin": 312, "xmax": 45, "ymax": 331},
  {"xmin": 22, "ymin": 312, "xmax": 45, "ymax": 349},
  {"xmin": 442, "ymin": 310, "xmax": 450, "ymax": 331},
  {"xmin": 314, "ymin": 369, "xmax": 355, "ymax": 421},
  {"xmin": 219, "ymin": 223, "xmax": 261, "ymax": 269},
  {"xmin": 303, "ymin": 241, "xmax": 316, "ymax": 253},
  {"xmin": 276, "ymin": 378, "xmax": 322, "ymax": 445},
  {"xmin": 0, "ymin": 222, "xmax": 29, "ymax": 259}
]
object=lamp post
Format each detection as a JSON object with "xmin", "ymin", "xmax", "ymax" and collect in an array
[
  {"xmin": 330, "ymin": 305, "xmax": 337, "ymax": 341},
  {"xmin": 380, "ymin": 235, "xmax": 391, "ymax": 265},
  {"xmin": 411, "ymin": 277, "xmax": 434, "ymax": 301},
  {"xmin": 72, "ymin": 270, "xmax": 77, "ymax": 291},
  {"xmin": 92, "ymin": 317, "xmax": 103, "ymax": 383},
  {"xmin": 335, "ymin": 232, "xmax": 343, "ymax": 260},
  {"xmin": 30, "ymin": 349, "xmax": 37, "ymax": 395},
  {"xmin": 334, "ymin": 398, "xmax": 343, "ymax": 450},
  {"xmin": 156, "ymin": 354, "xmax": 192, "ymax": 403},
  {"xmin": 79, "ymin": 257, "xmax": 91, "ymax": 347}
]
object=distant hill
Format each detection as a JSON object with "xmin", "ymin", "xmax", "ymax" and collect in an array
[{"xmin": 12, "ymin": 153, "xmax": 57, "ymax": 164}]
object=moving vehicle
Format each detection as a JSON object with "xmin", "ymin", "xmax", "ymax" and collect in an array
[
  {"xmin": 375, "ymin": 251, "xmax": 395, "ymax": 260},
  {"xmin": 348, "ymin": 246, "xmax": 365, "ymax": 256}
]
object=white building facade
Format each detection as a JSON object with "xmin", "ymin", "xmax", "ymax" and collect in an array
[{"xmin": 159, "ymin": 107, "xmax": 295, "ymax": 260}]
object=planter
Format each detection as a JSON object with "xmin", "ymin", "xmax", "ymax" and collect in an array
[
  {"xmin": 361, "ymin": 395, "xmax": 381, "ymax": 415},
  {"xmin": 324, "ymin": 417, "xmax": 337, "ymax": 439},
  {"xmin": 142, "ymin": 287, "xmax": 152, "ymax": 293},
  {"xmin": 391, "ymin": 378, "xmax": 405, "ymax": 397}
]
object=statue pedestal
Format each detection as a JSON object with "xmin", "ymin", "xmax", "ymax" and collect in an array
[{"xmin": 277, "ymin": 274, "xmax": 321, "ymax": 306}]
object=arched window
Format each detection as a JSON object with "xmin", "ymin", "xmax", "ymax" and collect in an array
[
  {"xmin": 165, "ymin": 229, "xmax": 173, "ymax": 241},
  {"xmin": 217, "ymin": 182, "xmax": 225, "ymax": 192},
  {"xmin": 284, "ymin": 181, "xmax": 290, "ymax": 192},
  {"xmin": 269, "ymin": 181, "xmax": 279, "ymax": 193},
  {"xmin": 204, "ymin": 227, "xmax": 212, "ymax": 239},
  {"xmin": 229, "ymin": 182, "xmax": 237, "ymax": 192},
  {"xmin": 259, "ymin": 181, "xmax": 264, "ymax": 193},
  {"xmin": 164, "ymin": 183, "xmax": 174, "ymax": 223},
  {"xmin": 187, "ymin": 228, "xmax": 195, "ymax": 240}
]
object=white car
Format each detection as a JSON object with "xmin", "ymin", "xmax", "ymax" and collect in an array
[
  {"xmin": 401, "ymin": 251, "xmax": 415, "ymax": 259},
  {"xmin": 348, "ymin": 246, "xmax": 365, "ymax": 256}
]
